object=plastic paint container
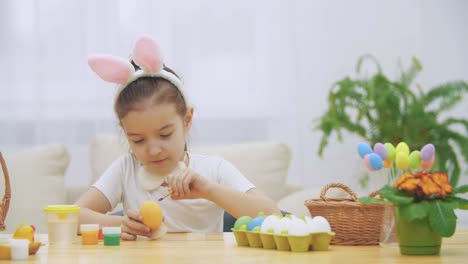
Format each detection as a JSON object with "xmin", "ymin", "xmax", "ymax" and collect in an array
[
  {"xmin": 80, "ymin": 224, "xmax": 99, "ymax": 245},
  {"xmin": 10, "ymin": 239, "xmax": 28, "ymax": 260},
  {"xmin": 98, "ymin": 224, "xmax": 110, "ymax": 240},
  {"xmin": 102, "ymin": 227, "xmax": 121, "ymax": 246},
  {"xmin": 44, "ymin": 205, "xmax": 81, "ymax": 245},
  {"xmin": 0, "ymin": 238, "xmax": 11, "ymax": 260}
]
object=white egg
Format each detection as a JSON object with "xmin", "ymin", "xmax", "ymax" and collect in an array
[
  {"xmin": 288, "ymin": 217, "xmax": 309, "ymax": 236},
  {"xmin": 303, "ymin": 215, "xmax": 314, "ymax": 227},
  {"xmin": 261, "ymin": 215, "xmax": 281, "ymax": 233},
  {"xmin": 288, "ymin": 214, "xmax": 300, "ymax": 220},
  {"xmin": 273, "ymin": 216, "xmax": 292, "ymax": 234},
  {"xmin": 308, "ymin": 216, "xmax": 332, "ymax": 233}
]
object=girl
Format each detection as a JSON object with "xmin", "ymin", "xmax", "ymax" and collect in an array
[{"xmin": 76, "ymin": 35, "xmax": 280, "ymax": 240}]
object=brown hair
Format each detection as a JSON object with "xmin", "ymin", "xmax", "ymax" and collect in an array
[{"xmin": 114, "ymin": 65, "xmax": 187, "ymax": 121}]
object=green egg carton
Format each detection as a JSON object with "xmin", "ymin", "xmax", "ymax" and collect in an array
[
  {"xmin": 233, "ymin": 229, "xmax": 335, "ymax": 252},
  {"xmin": 310, "ymin": 232, "xmax": 335, "ymax": 251},
  {"xmin": 259, "ymin": 231, "xmax": 276, "ymax": 249},
  {"xmin": 287, "ymin": 234, "xmax": 312, "ymax": 252},
  {"xmin": 231, "ymin": 214, "xmax": 335, "ymax": 252},
  {"xmin": 245, "ymin": 227, "xmax": 263, "ymax": 248},
  {"xmin": 273, "ymin": 232, "xmax": 291, "ymax": 251},
  {"xmin": 232, "ymin": 227, "xmax": 249, "ymax": 247}
]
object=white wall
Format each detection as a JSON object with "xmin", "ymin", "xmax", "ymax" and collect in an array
[
  {"xmin": 280, "ymin": 0, "xmax": 468, "ymax": 194},
  {"xmin": 1, "ymin": 0, "xmax": 467, "ymax": 197}
]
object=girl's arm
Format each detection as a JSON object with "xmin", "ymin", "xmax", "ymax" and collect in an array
[
  {"xmin": 167, "ymin": 167, "xmax": 281, "ymax": 219},
  {"xmin": 75, "ymin": 187, "xmax": 152, "ymax": 240},
  {"xmin": 205, "ymin": 185, "xmax": 281, "ymax": 219},
  {"xmin": 74, "ymin": 187, "xmax": 123, "ymax": 227}
]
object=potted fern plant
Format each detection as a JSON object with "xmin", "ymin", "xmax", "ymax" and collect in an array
[
  {"xmin": 354, "ymin": 141, "xmax": 468, "ymax": 255},
  {"xmin": 315, "ymin": 55, "xmax": 468, "ymax": 188}
]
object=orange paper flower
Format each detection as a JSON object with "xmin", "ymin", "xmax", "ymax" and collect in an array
[{"xmin": 393, "ymin": 171, "xmax": 452, "ymax": 198}]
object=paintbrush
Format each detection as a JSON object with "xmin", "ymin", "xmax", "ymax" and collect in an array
[{"xmin": 157, "ymin": 188, "xmax": 173, "ymax": 202}]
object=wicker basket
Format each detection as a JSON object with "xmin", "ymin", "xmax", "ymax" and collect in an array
[
  {"xmin": 0, "ymin": 152, "xmax": 12, "ymax": 231},
  {"xmin": 304, "ymin": 183, "xmax": 392, "ymax": 246}
]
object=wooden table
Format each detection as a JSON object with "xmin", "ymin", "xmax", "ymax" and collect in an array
[{"xmin": 1, "ymin": 230, "xmax": 467, "ymax": 263}]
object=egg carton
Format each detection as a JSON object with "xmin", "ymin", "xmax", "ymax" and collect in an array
[{"xmin": 231, "ymin": 227, "xmax": 335, "ymax": 252}]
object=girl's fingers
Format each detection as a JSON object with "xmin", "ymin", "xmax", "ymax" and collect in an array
[
  {"xmin": 171, "ymin": 169, "xmax": 192, "ymax": 198},
  {"xmin": 175, "ymin": 169, "xmax": 189, "ymax": 197},
  {"xmin": 121, "ymin": 231, "xmax": 137, "ymax": 241},
  {"xmin": 121, "ymin": 219, "xmax": 152, "ymax": 238},
  {"xmin": 166, "ymin": 168, "xmax": 201, "ymax": 199},
  {"xmin": 126, "ymin": 209, "xmax": 143, "ymax": 222},
  {"xmin": 123, "ymin": 210, "xmax": 152, "ymax": 236},
  {"xmin": 181, "ymin": 171, "xmax": 192, "ymax": 196},
  {"xmin": 167, "ymin": 172, "xmax": 177, "ymax": 195},
  {"xmin": 168, "ymin": 169, "xmax": 183, "ymax": 197}
]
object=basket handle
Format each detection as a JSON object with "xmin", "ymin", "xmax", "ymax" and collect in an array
[
  {"xmin": 319, "ymin": 182, "xmax": 358, "ymax": 201},
  {"xmin": 0, "ymin": 152, "xmax": 12, "ymax": 231},
  {"xmin": 368, "ymin": 189, "xmax": 380, "ymax": 198}
]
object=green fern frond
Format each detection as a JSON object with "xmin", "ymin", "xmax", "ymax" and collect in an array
[
  {"xmin": 441, "ymin": 118, "xmax": 468, "ymax": 134},
  {"xmin": 423, "ymin": 81, "xmax": 468, "ymax": 112},
  {"xmin": 356, "ymin": 54, "xmax": 382, "ymax": 75},
  {"xmin": 400, "ymin": 56, "xmax": 423, "ymax": 88}
]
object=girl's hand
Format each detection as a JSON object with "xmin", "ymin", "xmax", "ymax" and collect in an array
[
  {"xmin": 120, "ymin": 209, "xmax": 153, "ymax": 240},
  {"xmin": 165, "ymin": 168, "xmax": 212, "ymax": 200}
]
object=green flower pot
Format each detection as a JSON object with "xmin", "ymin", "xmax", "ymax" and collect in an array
[{"xmin": 395, "ymin": 207, "xmax": 442, "ymax": 255}]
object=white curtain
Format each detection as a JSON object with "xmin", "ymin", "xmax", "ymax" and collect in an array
[
  {"xmin": 0, "ymin": 0, "xmax": 286, "ymax": 145},
  {"xmin": 1, "ymin": 0, "xmax": 467, "ymax": 191}
]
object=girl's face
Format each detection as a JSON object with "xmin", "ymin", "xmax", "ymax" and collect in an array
[{"xmin": 121, "ymin": 102, "xmax": 193, "ymax": 176}]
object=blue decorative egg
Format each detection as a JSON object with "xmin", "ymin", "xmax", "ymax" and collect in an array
[
  {"xmin": 368, "ymin": 153, "xmax": 383, "ymax": 170},
  {"xmin": 247, "ymin": 215, "xmax": 265, "ymax": 231},
  {"xmin": 357, "ymin": 143, "xmax": 373, "ymax": 158}
]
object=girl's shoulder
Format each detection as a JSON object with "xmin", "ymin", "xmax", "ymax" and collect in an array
[
  {"xmin": 189, "ymin": 153, "xmax": 225, "ymax": 166},
  {"xmin": 189, "ymin": 153, "xmax": 227, "ymax": 170},
  {"xmin": 113, "ymin": 151, "xmax": 138, "ymax": 163},
  {"xmin": 188, "ymin": 153, "xmax": 238, "ymax": 174},
  {"xmin": 188, "ymin": 153, "xmax": 247, "ymax": 184},
  {"xmin": 108, "ymin": 152, "xmax": 140, "ymax": 171}
]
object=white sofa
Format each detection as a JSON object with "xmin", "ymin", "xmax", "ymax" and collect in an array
[
  {"xmin": 0, "ymin": 134, "xmax": 317, "ymax": 233},
  {"xmin": 1, "ymin": 144, "xmax": 70, "ymax": 233}
]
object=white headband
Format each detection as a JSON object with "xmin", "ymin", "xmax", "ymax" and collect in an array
[{"xmin": 87, "ymin": 35, "xmax": 186, "ymax": 101}]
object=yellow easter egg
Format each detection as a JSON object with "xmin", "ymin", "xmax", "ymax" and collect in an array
[
  {"xmin": 395, "ymin": 142, "xmax": 410, "ymax": 155},
  {"xmin": 395, "ymin": 151, "xmax": 409, "ymax": 170},
  {"xmin": 13, "ymin": 224, "xmax": 35, "ymax": 243},
  {"xmin": 140, "ymin": 200, "xmax": 163, "ymax": 231}
]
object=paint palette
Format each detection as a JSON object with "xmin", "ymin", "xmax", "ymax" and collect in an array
[{"xmin": 232, "ymin": 213, "xmax": 335, "ymax": 252}]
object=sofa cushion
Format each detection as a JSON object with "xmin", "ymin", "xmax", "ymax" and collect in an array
[
  {"xmin": 1, "ymin": 144, "xmax": 69, "ymax": 233},
  {"xmin": 90, "ymin": 134, "xmax": 129, "ymax": 183},
  {"xmin": 90, "ymin": 134, "xmax": 292, "ymax": 201},
  {"xmin": 192, "ymin": 143, "xmax": 292, "ymax": 201}
]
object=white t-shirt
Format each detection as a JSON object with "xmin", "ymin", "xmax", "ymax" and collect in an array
[{"xmin": 92, "ymin": 152, "xmax": 255, "ymax": 232}]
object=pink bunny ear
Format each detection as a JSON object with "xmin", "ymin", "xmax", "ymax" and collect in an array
[
  {"xmin": 88, "ymin": 55, "xmax": 134, "ymax": 84},
  {"xmin": 132, "ymin": 35, "xmax": 163, "ymax": 73}
]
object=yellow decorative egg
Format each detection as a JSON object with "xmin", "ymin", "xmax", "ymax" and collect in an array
[
  {"xmin": 12, "ymin": 224, "xmax": 41, "ymax": 255},
  {"xmin": 13, "ymin": 224, "xmax": 35, "ymax": 243},
  {"xmin": 140, "ymin": 200, "xmax": 163, "ymax": 231}
]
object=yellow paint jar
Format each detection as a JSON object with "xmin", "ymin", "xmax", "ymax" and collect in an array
[
  {"xmin": 80, "ymin": 224, "xmax": 99, "ymax": 245},
  {"xmin": 0, "ymin": 238, "xmax": 11, "ymax": 260}
]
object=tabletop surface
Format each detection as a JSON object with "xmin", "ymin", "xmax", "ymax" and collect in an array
[{"xmin": 1, "ymin": 230, "xmax": 467, "ymax": 263}]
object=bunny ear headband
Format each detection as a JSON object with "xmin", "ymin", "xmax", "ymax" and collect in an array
[{"xmin": 87, "ymin": 35, "xmax": 185, "ymax": 99}]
